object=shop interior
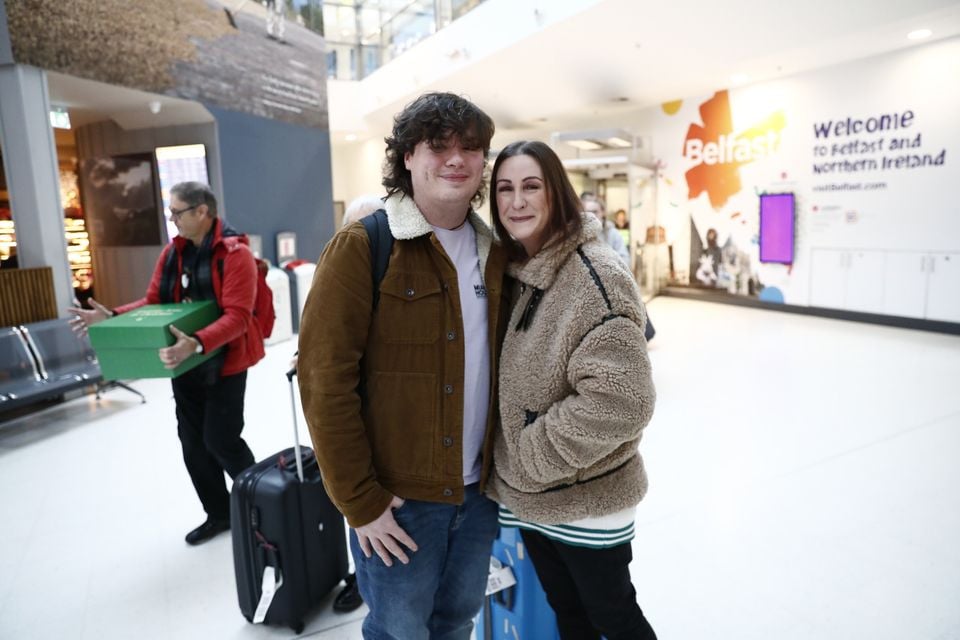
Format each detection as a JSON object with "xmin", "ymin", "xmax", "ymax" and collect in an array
[
  {"xmin": 1, "ymin": 117, "xmax": 96, "ymax": 303},
  {"xmin": 0, "ymin": 72, "xmax": 216, "ymax": 308},
  {"xmin": 0, "ymin": 143, "xmax": 12, "ymax": 270},
  {"xmin": 552, "ymin": 129, "xmax": 665, "ymax": 299}
]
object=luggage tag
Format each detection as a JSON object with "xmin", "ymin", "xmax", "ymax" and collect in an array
[
  {"xmin": 253, "ymin": 566, "xmax": 283, "ymax": 623},
  {"xmin": 484, "ymin": 556, "xmax": 516, "ymax": 596}
]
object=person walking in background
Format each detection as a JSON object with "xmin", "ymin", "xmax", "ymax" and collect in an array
[
  {"xmin": 490, "ymin": 141, "xmax": 658, "ymax": 639},
  {"xmin": 297, "ymin": 92, "xmax": 509, "ymax": 639},
  {"xmin": 323, "ymin": 191, "xmax": 385, "ymax": 612},
  {"xmin": 69, "ymin": 181, "xmax": 264, "ymax": 546},
  {"xmin": 287, "ymin": 191, "xmax": 387, "ymax": 614},
  {"xmin": 581, "ymin": 192, "xmax": 630, "ymax": 266}
]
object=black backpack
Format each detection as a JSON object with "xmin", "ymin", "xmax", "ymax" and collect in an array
[{"xmin": 360, "ymin": 209, "xmax": 394, "ymax": 309}]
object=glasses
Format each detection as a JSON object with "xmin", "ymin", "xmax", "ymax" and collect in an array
[{"xmin": 169, "ymin": 204, "xmax": 199, "ymax": 219}]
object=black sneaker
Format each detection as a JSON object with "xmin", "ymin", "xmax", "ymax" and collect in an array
[
  {"xmin": 333, "ymin": 573, "xmax": 363, "ymax": 613},
  {"xmin": 185, "ymin": 518, "xmax": 230, "ymax": 545}
]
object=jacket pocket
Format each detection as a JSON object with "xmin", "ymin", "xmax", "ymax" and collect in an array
[
  {"xmin": 377, "ymin": 273, "xmax": 442, "ymax": 344},
  {"xmin": 366, "ymin": 371, "xmax": 438, "ymax": 478}
]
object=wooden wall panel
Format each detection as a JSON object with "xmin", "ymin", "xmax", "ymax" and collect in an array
[{"xmin": 0, "ymin": 267, "xmax": 58, "ymax": 326}]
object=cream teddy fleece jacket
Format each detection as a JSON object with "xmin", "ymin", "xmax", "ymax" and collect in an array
[{"xmin": 489, "ymin": 213, "xmax": 655, "ymax": 525}]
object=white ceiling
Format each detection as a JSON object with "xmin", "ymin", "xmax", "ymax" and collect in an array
[
  {"xmin": 46, "ymin": 71, "xmax": 212, "ymax": 131},
  {"xmin": 331, "ymin": 0, "xmax": 960, "ymax": 140},
  {"xmin": 41, "ymin": 0, "xmax": 960, "ymax": 141}
]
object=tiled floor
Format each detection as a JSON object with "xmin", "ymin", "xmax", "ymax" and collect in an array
[{"xmin": 1, "ymin": 297, "xmax": 958, "ymax": 639}]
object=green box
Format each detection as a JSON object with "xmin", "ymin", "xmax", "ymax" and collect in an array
[{"xmin": 88, "ymin": 302, "xmax": 222, "ymax": 379}]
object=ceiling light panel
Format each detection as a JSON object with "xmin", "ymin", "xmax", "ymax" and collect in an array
[{"xmin": 566, "ymin": 140, "xmax": 604, "ymax": 151}]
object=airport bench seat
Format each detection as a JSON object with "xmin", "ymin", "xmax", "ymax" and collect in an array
[{"xmin": 0, "ymin": 319, "xmax": 103, "ymax": 413}]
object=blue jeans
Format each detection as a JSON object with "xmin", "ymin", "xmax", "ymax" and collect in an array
[{"xmin": 351, "ymin": 484, "xmax": 498, "ymax": 640}]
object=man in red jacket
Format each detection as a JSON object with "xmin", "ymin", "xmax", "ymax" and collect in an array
[{"xmin": 70, "ymin": 181, "xmax": 264, "ymax": 545}]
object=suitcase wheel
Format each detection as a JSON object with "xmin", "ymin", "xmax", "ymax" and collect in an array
[{"xmin": 290, "ymin": 620, "xmax": 304, "ymax": 634}]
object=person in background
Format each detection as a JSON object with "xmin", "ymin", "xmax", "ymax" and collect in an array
[
  {"xmin": 297, "ymin": 92, "xmax": 509, "ymax": 639},
  {"xmin": 614, "ymin": 208, "xmax": 630, "ymax": 230},
  {"xmin": 581, "ymin": 192, "xmax": 630, "ymax": 266},
  {"xmin": 288, "ymin": 192, "xmax": 386, "ymax": 614},
  {"xmin": 490, "ymin": 141, "xmax": 658, "ymax": 639},
  {"xmin": 69, "ymin": 181, "xmax": 263, "ymax": 546},
  {"xmin": 613, "ymin": 208, "xmax": 631, "ymax": 246},
  {"xmin": 342, "ymin": 194, "xmax": 385, "ymax": 227},
  {"xmin": 329, "ymin": 192, "xmax": 385, "ymax": 614}
]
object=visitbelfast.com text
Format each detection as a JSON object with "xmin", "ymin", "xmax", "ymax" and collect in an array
[{"xmin": 811, "ymin": 181, "xmax": 888, "ymax": 192}]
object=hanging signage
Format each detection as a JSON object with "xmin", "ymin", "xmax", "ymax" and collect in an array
[{"xmin": 49, "ymin": 107, "xmax": 71, "ymax": 130}]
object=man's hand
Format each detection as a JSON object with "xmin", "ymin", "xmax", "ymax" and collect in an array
[
  {"xmin": 67, "ymin": 297, "xmax": 112, "ymax": 336},
  {"xmin": 355, "ymin": 496, "xmax": 419, "ymax": 567},
  {"xmin": 159, "ymin": 325, "xmax": 201, "ymax": 370}
]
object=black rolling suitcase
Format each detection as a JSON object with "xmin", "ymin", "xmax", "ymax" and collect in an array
[{"xmin": 230, "ymin": 368, "xmax": 349, "ymax": 633}]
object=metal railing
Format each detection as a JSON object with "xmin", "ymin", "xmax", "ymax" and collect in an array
[{"xmin": 321, "ymin": 0, "xmax": 487, "ymax": 80}]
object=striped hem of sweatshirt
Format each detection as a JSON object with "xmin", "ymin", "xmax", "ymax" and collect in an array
[{"xmin": 497, "ymin": 505, "xmax": 635, "ymax": 549}]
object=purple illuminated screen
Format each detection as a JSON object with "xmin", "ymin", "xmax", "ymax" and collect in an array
[{"xmin": 759, "ymin": 193, "xmax": 795, "ymax": 264}]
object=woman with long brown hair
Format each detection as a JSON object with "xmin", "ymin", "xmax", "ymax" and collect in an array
[{"xmin": 488, "ymin": 140, "xmax": 658, "ymax": 639}]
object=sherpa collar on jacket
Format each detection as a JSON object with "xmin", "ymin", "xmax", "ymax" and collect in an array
[
  {"xmin": 507, "ymin": 213, "xmax": 602, "ymax": 290},
  {"xmin": 383, "ymin": 192, "xmax": 494, "ymax": 275}
]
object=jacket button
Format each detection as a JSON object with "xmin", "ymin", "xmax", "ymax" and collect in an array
[
  {"xmin": 406, "ymin": 288, "xmax": 415, "ymax": 298},
  {"xmin": 446, "ymin": 331, "xmax": 456, "ymax": 341},
  {"xmin": 442, "ymin": 436, "xmax": 453, "ymax": 447},
  {"xmin": 444, "ymin": 384, "xmax": 454, "ymax": 394},
  {"xmin": 442, "ymin": 488, "xmax": 453, "ymax": 497}
]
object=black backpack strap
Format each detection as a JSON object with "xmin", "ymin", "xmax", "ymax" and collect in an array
[
  {"xmin": 360, "ymin": 209, "xmax": 393, "ymax": 310},
  {"xmin": 644, "ymin": 313, "xmax": 656, "ymax": 341}
]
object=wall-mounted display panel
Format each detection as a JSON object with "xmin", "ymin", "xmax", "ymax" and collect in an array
[{"xmin": 759, "ymin": 193, "xmax": 795, "ymax": 264}]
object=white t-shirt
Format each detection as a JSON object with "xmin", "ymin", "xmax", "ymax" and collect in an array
[{"xmin": 431, "ymin": 221, "xmax": 490, "ymax": 484}]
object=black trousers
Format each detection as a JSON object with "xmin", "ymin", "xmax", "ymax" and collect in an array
[
  {"xmin": 520, "ymin": 529, "xmax": 657, "ymax": 640},
  {"xmin": 172, "ymin": 369, "xmax": 255, "ymax": 520}
]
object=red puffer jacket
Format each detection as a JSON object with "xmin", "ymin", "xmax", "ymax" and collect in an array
[{"xmin": 115, "ymin": 219, "xmax": 265, "ymax": 376}]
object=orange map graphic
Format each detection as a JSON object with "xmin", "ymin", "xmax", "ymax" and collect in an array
[{"xmin": 684, "ymin": 90, "xmax": 785, "ymax": 209}]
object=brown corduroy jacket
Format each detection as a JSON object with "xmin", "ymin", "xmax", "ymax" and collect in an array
[{"xmin": 297, "ymin": 193, "xmax": 509, "ymax": 528}]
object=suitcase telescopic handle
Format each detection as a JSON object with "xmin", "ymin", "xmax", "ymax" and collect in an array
[{"xmin": 286, "ymin": 367, "xmax": 305, "ymax": 483}]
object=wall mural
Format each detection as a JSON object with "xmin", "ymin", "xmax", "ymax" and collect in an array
[
  {"xmin": 5, "ymin": 0, "xmax": 328, "ymax": 129},
  {"xmin": 678, "ymin": 89, "xmax": 785, "ymax": 297}
]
